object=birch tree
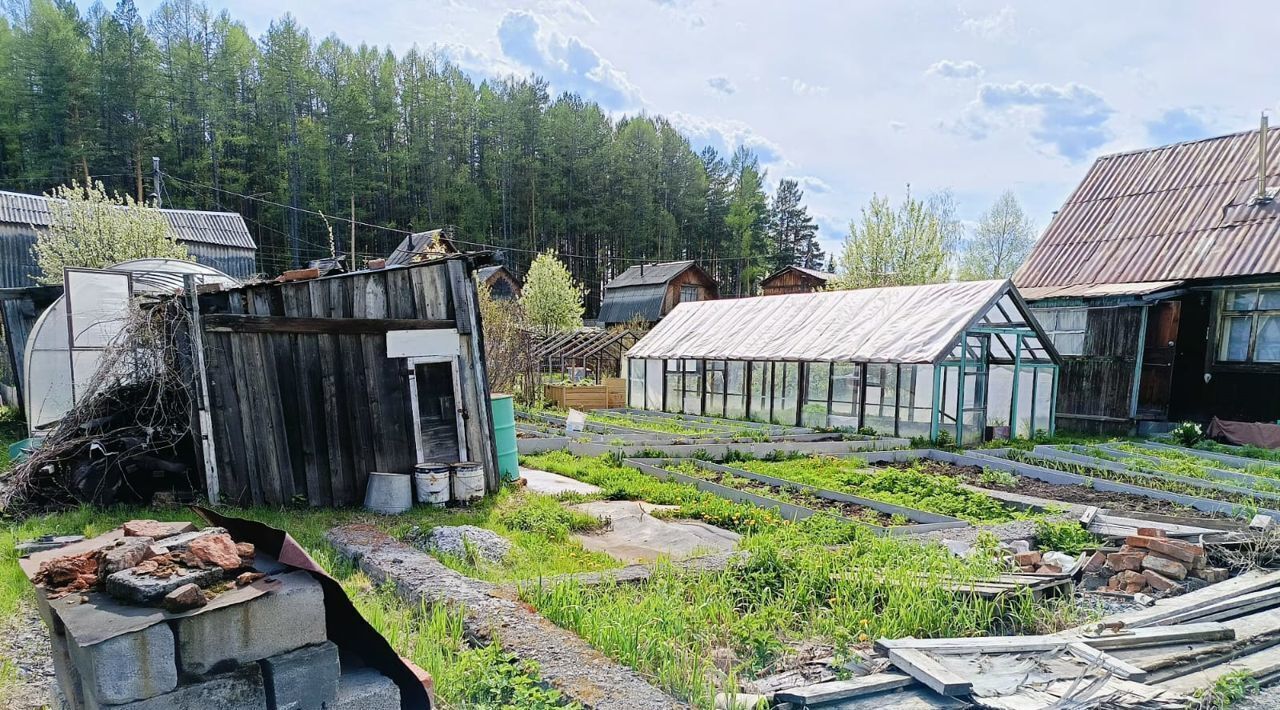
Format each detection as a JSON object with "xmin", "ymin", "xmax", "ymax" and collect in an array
[
  {"xmin": 829, "ymin": 193, "xmax": 947, "ymax": 290},
  {"xmin": 958, "ymin": 191, "xmax": 1036, "ymax": 280},
  {"xmin": 519, "ymin": 251, "xmax": 585, "ymax": 335}
]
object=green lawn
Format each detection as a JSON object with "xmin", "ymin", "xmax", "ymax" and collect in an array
[{"xmin": 0, "ymin": 407, "xmax": 23, "ymax": 472}]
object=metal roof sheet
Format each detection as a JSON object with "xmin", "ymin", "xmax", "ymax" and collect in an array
[
  {"xmin": 1015, "ymin": 127, "xmax": 1280, "ymax": 290},
  {"xmin": 1018, "ymin": 280, "xmax": 1185, "ymax": 301},
  {"xmin": 605, "ymin": 261, "xmax": 697, "ymax": 288},
  {"xmin": 627, "ymin": 279, "xmax": 1018, "ymax": 364},
  {"xmin": 0, "ymin": 190, "xmax": 256, "ymax": 250},
  {"xmin": 598, "ymin": 283, "xmax": 668, "ymax": 324}
]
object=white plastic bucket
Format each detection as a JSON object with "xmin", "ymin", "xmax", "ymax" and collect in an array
[
  {"xmin": 364, "ymin": 472, "xmax": 412, "ymax": 514},
  {"xmin": 451, "ymin": 462, "xmax": 485, "ymax": 504},
  {"xmin": 414, "ymin": 463, "xmax": 451, "ymax": 506}
]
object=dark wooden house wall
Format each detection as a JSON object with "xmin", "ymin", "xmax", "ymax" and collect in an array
[
  {"xmin": 660, "ymin": 268, "xmax": 718, "ymax": 316},
  {"xmin": 485, "ymin": 270, "xmax": 522, "ymax": 300},
  {"xmin": 1051, "ymin": 305, "xmax": 1144, "ymax": 431},
  {"xmin": 761, "ymin": 271, "xmax": 826, "ymax": 296},
  {"xmin": 195, "ymin": 259, "xmax": 497, "ymax": 507}
]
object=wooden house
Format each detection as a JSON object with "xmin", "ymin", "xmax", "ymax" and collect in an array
[
  {"xmin": 597, "ymin": 260, "xmax": 717, "ymax": 326},
  {"xmin": 189, "ymin": 254, "xmax": 499, "ymax": 506},
  {"xmin": 1015, "ymin": 123, "xmax": 1280, "ymax": 433},
  {"xmin": 760, "ymin": 265, "xmax": 834, "ymax": 296},
  {"xmin": 477, "ymin": 265, "xmax": 522, "ymax": 300},
  {"xmin": 386, "ymin": 227, "xmax": 461, "ymax": 265}
]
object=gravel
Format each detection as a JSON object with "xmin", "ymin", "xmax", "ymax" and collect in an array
[
  {"xmin": 1236, "ymin": 681, "xmax": 1280, "ymax": 709},
  {"xmin": 0, "ymin": 601, "xmax": 55, "ymax": 709},
  {"xmin": 408, "ymin": 525, "xmax": 512, "ymax": 564}
]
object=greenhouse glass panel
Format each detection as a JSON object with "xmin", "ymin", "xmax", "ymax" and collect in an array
[
  {"xmin": 864, "ymin": 364, "xmax": 897, "ymax": 434},
  {"xmin": 725, "ymin": 361, "xmax": 747, "ymax": 419},
  {"xmin": 802, "ymin": 363, "xmax": 830, "ymax": 427},
  {"xmin": 682, "ymin": 359, "xmax": 702, "ymax": 415},
  {"xmin": 628, "ymin": 359, "xmax": 644, "ymax": 407},
  {"xmin": 1033, "ymin": 368, "xmax": 1054, "ymax": 435},
  {"xmin": 749, "ymin": 361, "xmax": 771, "ymax": 422},
  {"xmin": 898, "ymin": 365, "xmax": 934, "ymax": 438},
  {"xmin": 830, "ymin": 363, "xmax": 860, "ymax": 419},
  {"xmin": 705, "ymin": 360, "xmax": 726, "ymax": 417},
  {"xmin": 772, "ymin": 361, "xmax": 799, "ymax": 426}
]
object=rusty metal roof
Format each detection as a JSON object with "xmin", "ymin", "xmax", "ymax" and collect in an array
[{"xmin": 1014, "ymin": 127, "xmax": 1280, "ymax": 291}]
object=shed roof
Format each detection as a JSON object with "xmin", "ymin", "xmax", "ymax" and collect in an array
[
  {"xmin": 761, "ymin": 264, "xmax": 835, "ymax": 286},
  {"xmin": 1015, "ymin": 127, "xmax": 1280, "ymax": 292},
  {"xmin": 628, "ymin": 279, "xmax": 1049, "ymax": 364},
  {"xmin": 387, "ymin": 228, "xmax": 458, "ymax": 266},
  {"xmin": 477, "ymin": 265, "xmax": 520, "ymax": 284},
  {"xmin": 598, "ymin": 282, "xmax": 668, "ymax": 324},
  {"xmin": 604, "ymin": 260, "xmax": 698, "ymax": 289},
  {"xmin": 0, "ymin": 190, "xmax": 257, "ymax": 250}
]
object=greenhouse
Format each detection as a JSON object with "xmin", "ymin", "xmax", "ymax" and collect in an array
[{"xmin": 624, "ymin": 279, "xmax": 1062, "ymax": 444}]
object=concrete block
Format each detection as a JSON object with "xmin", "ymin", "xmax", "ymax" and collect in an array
[
  {"xmin": 175, "ymin": 570, "xmax": 326, "ymax": 676},
  {"xmin": 68, "ymin": 622, "xmax": 177, "ymax": 706},
  {"xmin": 47, "ymin": 616, "xmax": 87, "ymax": 710},
  {"xmin": 104, "ymin": 664, "xmax": 266, "ymax": 710},
  {"xmin": 261, "ymin": 642, "xmax": 340, "ymax": 710},
  {"xmin": 330, "ymin": 668, "xmax": 400, "ymax": 710},
  {"xmin": 106, "ymin": 565, "xmax": 224, "ymax": 604}
]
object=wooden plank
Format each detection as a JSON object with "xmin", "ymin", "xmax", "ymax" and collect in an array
[
  {"xmin": 886, "ymin": 648, "xmax": 972, "ymax": 697},
  {"xmin": 203, "ymin": 314, "xmax": 455, "ymax": 334},
  {"xmin": 1079, "ymin": 569, "xmax": 1280, "ymax": 630},
  {"xmin": 1079, "ymin": 505, "xmax": 1099, "ymax": 526},
  {"xmin": 227, "ymin": 334, "xmax": 266, "ymax": 505},
  {"xmin": 203, "ymin": 331, "xmax": 251, "ymax": 504},
  {"xmin": 774, "ymin": 673, "xmax": 914, "ymax": 704},
  {"xmin": 449, "ymin": 259, "xmax": 498, "ymax": 491},
  {"xmin": 1115, "ymin": 608, "xmax": 1280, "ymax": 674},
  {"xmin": 1067, "ymin": 622, "xmax": 1235, "ymax": 650},
  {"xmin": 880, "ymin": 623, "xmax": 1234, "ymax": 656},
  {"xmin": 1157, "ymin": 643, "xmax": 1280, "ymax": 695},
  {"xmin": 340, "ymin": 333, "xmax": 376, "ymax": 496},
  {"xmin": 1066, "ymin": 642, "xmax": 1148, "ymax": 681},
  {"xmin": 281, "ymin": 285, "xmax": 331, "ymax": 507}
]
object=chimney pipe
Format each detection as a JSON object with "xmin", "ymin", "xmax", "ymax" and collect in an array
[{"xmin": 1260, "ymin": 112, "xmax": 1270, "ymax": 203}]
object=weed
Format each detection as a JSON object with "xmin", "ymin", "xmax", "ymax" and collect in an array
[
  {"xmin": 496, "ymin": 492, "xmax": 607, "ymax": 541},
  {"xmin": 1191, "ymin": 669, "xmax": 1258, "ymax": 708},
  {"xmin": 978, "ymin": 468, "xmax": 1018, "ymax": 489},
  {"xmin": 1033, "ymin": 520, "xmax": 1097, "ymax": 555}
]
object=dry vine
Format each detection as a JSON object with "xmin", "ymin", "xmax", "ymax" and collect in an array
[{"xmin": 1, "ymin": 299, "xmax": 198, "ymax": 514}]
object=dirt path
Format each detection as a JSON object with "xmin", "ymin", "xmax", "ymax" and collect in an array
[
  {"xmin": 327, "ymin": 524, "xmax": 687, "ymax": 710},
  {"xmin": 0, "ymin": 600, "xmax": 54, "ymax": 709}
]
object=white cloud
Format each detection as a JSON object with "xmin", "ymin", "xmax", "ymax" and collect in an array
[
  {"xmin": 707, "ymin": 76, "xmax": 736, "ymax": 96},
  {"xmin": 791, "ymin": 175, "xmax": 832, "ymax": 194},
  {"xmin": 791, "ymin": 79, "xmax": 829, "ymax": 97},
  {"xmin": 668, "ymin": 111, "xmax": 786, "ymax": 165},
  {"xmin": 926, "ymin": 59, "xmax": 984, "ymax": 79},
  {"xmin": 961, "ymin": 6, "xmax": 1016, "ymax": 40},
  {"xmin": 952, "ymin": 81, "xmax": 1114, "ymax": 161},
  {"xmin": 497, "ymin": 10, "xmax": 641, "ymax": 109},
  {"xmin": 888, "ymin": 120, "xmax": 907, "ymax": 132}
]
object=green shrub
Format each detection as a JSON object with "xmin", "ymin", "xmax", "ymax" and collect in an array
[
  {"xmin": 1033, "ymin": 519, "xmax": 1097, "ymax": 555},
  {"xmin": 1171, "ymin": 421, "xmax": 1203, "ymax": 447}
]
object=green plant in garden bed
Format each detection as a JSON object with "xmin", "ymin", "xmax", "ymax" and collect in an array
[
  {"xmin": 1197, "ymin": 440, "xmax": 1280, "ymax": 464},
  {"xmin": 520, "ymin": 514, "xmax": 1068, "ymax": 708},
  {"xmin": 1109, "ymin": 442, "xmax": 1280, "ymax": 491},
  {"xmin": 587, "ymin": 411, "xmax": 722, "ymax": 436},
  {"xmin": 0, "ymin": 503, "xmax": 575, "ymax": 708},
  {"xmin": 1033, "ymin": 520, "xmax": 1097, "ymax": 555},
  {"xmin": 728, "ymin": 456, "xmax": 1025, "ymax": 524}
]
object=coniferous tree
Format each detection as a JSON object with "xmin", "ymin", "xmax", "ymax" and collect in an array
[{"xmin": 768, "ymin": 178, "xmax": 821, "ymax": 271}]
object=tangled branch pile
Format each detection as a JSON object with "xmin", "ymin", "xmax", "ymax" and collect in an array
[{"xmin": 1, "ymin": 300, "xmax": 198, "ymax": 514}]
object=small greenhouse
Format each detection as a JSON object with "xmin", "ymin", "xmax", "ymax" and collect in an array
[{"xmin": 624, "ymin": 279, "xmax": 1061, "ymax": 444}]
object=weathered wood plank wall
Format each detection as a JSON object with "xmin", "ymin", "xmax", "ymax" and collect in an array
[
  {"xmin": 1053, "ymin": 306, "xmax": 1143, "ymax": 431},
  {"xmin": 196, "ymin": 257, "xmax": 496, "ymax": 507}
]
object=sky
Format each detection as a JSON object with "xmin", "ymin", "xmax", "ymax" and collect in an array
[{"xmin": 115, "ymin": 0, "xmax": 1280, "ymax": 257}]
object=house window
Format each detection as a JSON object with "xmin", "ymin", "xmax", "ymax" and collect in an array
[
  {"xmin": 1033, "ymin": 307, "xmax": 1086, "ymax": 356},
  {"xmin": 680, "ymin": 285, "xmax": 701, "ymax": 303},
  {"xmin": 1218, "ymin": 288, "xmax": 1280, "ymax": 363}
]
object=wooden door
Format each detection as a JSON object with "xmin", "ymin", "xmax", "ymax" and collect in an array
[{"xmin": 1137, "ymin": 302, "xmax": 1180, "ymax": 419}]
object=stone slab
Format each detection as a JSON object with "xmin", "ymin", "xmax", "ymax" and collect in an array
[
  {"xmin": 569, "ymin": 499, "xmax": 739, "ymax": 563},
  {"xmin": 104, "ymin": 664, "xmax": 267, "ymax": 710},
  {"xmin": 105, "ymin": 565, "xmax": 224, "ymax": 604},
  {"xmin": 175, "ymin": 570, "xmax": 326, "ymax": 676},
  {"xmin": 261, "ymin": 642, "xmax": 340, "ymax": 710},
  {"xmin": 68, "ymin": 621, "xmax": 177, "ymax": 706},
  {"xmin": 519, "ymin": 466, "xmax": 602, "ymax": 495},
  {"xmin": 329, "ymin": 668, "xmax": 401, "ymax": 710}
]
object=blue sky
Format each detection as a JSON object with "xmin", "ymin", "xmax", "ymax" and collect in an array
[{"xmin": 115, "ymin": 0, "xmax": 1280, "ymax": 256}]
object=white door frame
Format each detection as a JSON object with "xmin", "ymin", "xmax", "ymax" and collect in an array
[{"xmin": 406, "ymin": 355, "xmax": 468, "ymax": 463}]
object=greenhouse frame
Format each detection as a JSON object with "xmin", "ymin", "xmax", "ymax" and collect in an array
[{"xmin": 624, "ymin": 279, "xmax": 1062, "ymax": 444}]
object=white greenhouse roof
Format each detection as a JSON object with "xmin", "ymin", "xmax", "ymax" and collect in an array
[{"xmin": 627, "ymin": 279, "xmax": 1050, "ymax": 364}]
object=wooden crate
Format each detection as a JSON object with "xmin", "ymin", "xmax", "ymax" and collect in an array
[{"xmin": 545, "ymin": 378, "xmax": 626, "ymax": 410}]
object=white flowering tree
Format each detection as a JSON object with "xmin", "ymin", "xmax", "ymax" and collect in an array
[{"xmin": 518, "ymin": 250, "xmax": 584, "ymax": 336}]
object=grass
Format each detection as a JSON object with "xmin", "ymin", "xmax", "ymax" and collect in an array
[
  {"xmin": 0, "ymin": 406, "xmax": 23, "ymax": 472},
  {"xmin": 514, "ymin": 453, "xmax": 1082, "ymax": 707},
  {"xmin": 1191, "ymin": 669, "xmax": 1259, "ymax": 708},
  {"xmin": 0, "ymin": 499, "xmax": 590, "ymax": 708},
  {"xmin": 1197, "ymin": 440, "xmax": 1280, "ymax": 465},
  {"xmin": 728, "ymin": 456, "xmax": 1028, "ymax": 524}
]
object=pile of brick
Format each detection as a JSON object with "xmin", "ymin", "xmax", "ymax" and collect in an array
[
  {"xmin": 29, "ymin": 520, "xmax": 404, "ymax": 710},
  {"xmin": 1079, "ymin": 527, "xmax": 1229, "ymax": 596}
]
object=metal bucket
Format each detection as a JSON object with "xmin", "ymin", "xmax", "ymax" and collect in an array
[
  {"xmin": 364, "ymin": 472, "xmax": 412, "ymax": 514},
  {"xmin": 490, "ymin": 393, "xmax": 519, "ymax": 482},
  {"xmin": 451, "ymin": 462, "xmax": 485, "ymax": 504},
  {"xmin": 414, "ymin": 462, "xmax": 452, "ymax": 506}
]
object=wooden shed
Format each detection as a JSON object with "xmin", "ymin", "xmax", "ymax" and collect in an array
[
  {"xmin": 760, "ymin": 265, "xmax": 834, "ymax": 296},
  {"xmin": 190, "ymin": 254, "xmax": 498, "ymax": 507},
  {"xmin": 477, "ymin": 265, "xmax": 522, "ymax": 300},
  {"xmin": 597, "ymin": 260, "xmax": 718, "ymax": 326}
]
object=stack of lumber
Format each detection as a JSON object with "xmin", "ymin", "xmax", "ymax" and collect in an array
[{"xmin": 770, "ymin": 569, "xmax": 1280, "ymax": 708}]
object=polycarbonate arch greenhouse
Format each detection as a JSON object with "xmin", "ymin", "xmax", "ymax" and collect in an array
[{"xmin": 623, "ymin": 279, "xmax": 1062, "ymax": 445}]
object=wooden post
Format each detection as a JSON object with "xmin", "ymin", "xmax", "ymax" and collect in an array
[{"xmin": 184, "ymin": 275, "xmax": 220, "ymax": 503}]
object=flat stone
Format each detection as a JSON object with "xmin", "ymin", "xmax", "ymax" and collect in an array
[
  {"xmin": 152, "ymin": 527, "xmax": 229, "ymax": 553},
  {"xmin": 1191, "ymin": 567, "xmax": 1229, "ymax": 584},
  {"xmin": 163, "ymin": 583, "xmax": 207, "ymax": 612},
  {"xmin": 100, "ymin": 537, "xmax": 155, "ymax": 576},
  {"xmin": 104, "ymin": 664, "xmax": 266, "ymax": 710},
  {"xmin": 1013, "ymin": 551, "xmax": 1041, "ymax": 567},
  {"xmin": 569, "ymin": 500, "xmax": 739, "ymax": 563},
  {"xmin": 329, "ymin": 668, "xmax": 400, "ymax": 710},
  {"xmin": 67, "ymin": 621, "xmax": 177, "ymax": 705},
  {"xmin": 1250, "ymin": 514, "xmax": 1275, "ymax": 530},
  {"xmin": 123, "ymin": 520, "xmax": 197, "ymax": 539},
  {"xmin": 1142, "ymin": 553, "xmax": 1188, "ymax": 580},
  {"xmin": 519, "ymin": 466, "xmax": 602, "ymax": 495},
  {"xmin": 175, "ymin": 570, "xmax": 326, "ymax": 676},
  {"xmin": 16, "ymin": 535, "xmax": 85, "ymax": 555},
  {"xmin": 261, "ymin": 642, "xmax": 340, "ymax": 710},
  {"xmin": 185, "ymin": 533, "xmax": 242, "ymax": 570},
  {"xmin": 106, "ymin": 565, "xmax": 224, "ymax": 604}
]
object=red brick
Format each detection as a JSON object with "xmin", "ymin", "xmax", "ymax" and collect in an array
[
  {"xmin": 1190, "ymin": 567, "xmax": 1229, "ymax": 584},
  {"xmin": 1125, "ymin": 581, "xmax": 1147, "ymax": 594},
  {"xmin": 1116, "ymin": 569, "xmax": 1146, "ymax": 586},
  {"xmin": 1036, "ymin": 564, "xmax": 1062, "ymax": 574},
  {"xmin": 1135, "ymin": 527, "xmax": 1168, "ymax": 538},
  {"xmin": 1146, "ymin": 538, "xmax": 1204, "ymax": 564},
  {"xmin": 1141, "ymin": 554, "xmax": 1187, "ymax": 580},
  {"xmin": 1014, "ymin": 551, "xmax": 1042, "ymax": 567},
  {"xmin": 1125, "ymin": 535, "xmax": 1160, "ymax": 549},
  {"xmin": 1084, "ymin": 551, "xmax": 1108, "ymax": 573},
  {"xmin": 1143, "ymin": 569, "xmax": 1181, "ymax": 593},
  {"xmin": 1107, "ymin": 551, "xmax": 1145, "ymax": 571}
]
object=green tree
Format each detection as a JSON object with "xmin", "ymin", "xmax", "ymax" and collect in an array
[
  {"xmin": 768, "ymin": 178, "xmax": 821, "ymax": 271},
  {"xmin": 958, "ymin": 190, "xmax": 1036, "ymax": 280},
  {"xmin": 725, "ymin": 147, "xmax": 769, "ymax": 295},
  {"xmin": 519, "ymin": 251, "xmax": 584, "ymax": 335},
  {"xmin": 30, "ymin": 181, "xmax": 189, "ymax": 284},
  {"xmin": 830, "ymin": 192, "xmax": 948, "ymax": 290}
]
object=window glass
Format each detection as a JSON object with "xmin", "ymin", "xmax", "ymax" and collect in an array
[
  {"xmin": 1219, "ymin": 316, "xmax": 1252, "ymax": 362},
  {"xmin": 1031, "ymin": 306, "xmax": 1087, "ymax": 356},
  {"xmin": 725, "ymin": 361, "xmax": 747, "ymax": 419},
  {"xmin": 831, "ymin": 363, "xmax": 860, "ymax": 418},
  {"xmin": 863, "ymin": 364, "xmax": 897, "ymax": 434},
  {"xmin": 749, "ymin": 361, "xmax": 771, "ymax": 422},
  {"xmin": 680, "ymin": 285, "xmax": 700, "ymax": 303},
  {"xmin": 1257, "ymin": 316, "xmax": 1280, "ymax": 362},
  {"xmin": 772, "ymin": 362, "xmax": 799, "ymax": 426},
  {"xmin": 1228, "ymin": 290, "xmax": 1258, "ymax": 311},
  {"xmin": 1262, "ymin": 291, "xmax": 1280, "ymax": 310}
]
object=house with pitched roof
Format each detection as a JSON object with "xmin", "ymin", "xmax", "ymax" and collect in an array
[
  {"xmin": 597, "ymin": 260, "xmax": 718, "ymax": 326},
  {"xmin": 1015, "ymin": 122, "xmax": 1280, "ymax": 432}
]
